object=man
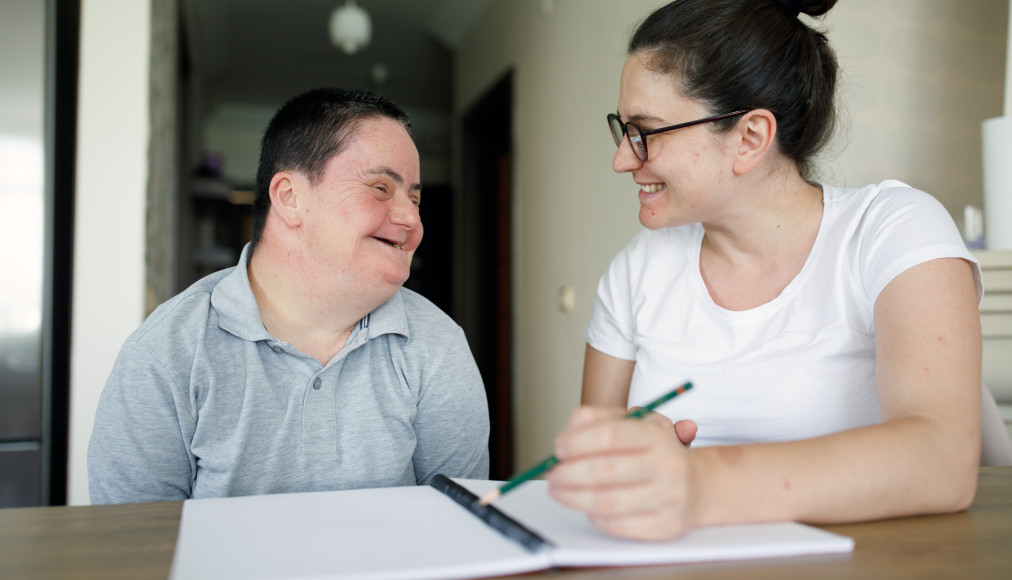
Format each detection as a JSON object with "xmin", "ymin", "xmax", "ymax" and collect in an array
[{"xmin": 88, "ymin": 88, "xmax": 490, "ymax": 503}]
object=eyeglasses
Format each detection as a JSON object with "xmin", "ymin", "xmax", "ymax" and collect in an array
[{"xmin": 607, "ymin": 110, "xmax": 749, "ymax": 162}]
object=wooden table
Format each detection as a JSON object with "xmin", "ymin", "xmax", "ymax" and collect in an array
[{"xmin": 2, "ymin": 467, "xmax": 1010, "ymax": 579}]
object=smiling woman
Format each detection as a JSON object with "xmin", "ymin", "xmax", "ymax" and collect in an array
[{"xmin": 544, "ymin": 0, "xmax": 986, "ymax": 542}]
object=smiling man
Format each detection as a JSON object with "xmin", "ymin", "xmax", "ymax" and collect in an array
[{"xmin": 88, "ymin": 88, "xmax": 490, "ymax": 503}]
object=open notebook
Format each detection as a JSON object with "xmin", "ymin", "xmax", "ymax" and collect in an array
[{"xmin": 169, "ymin": 478, "xmax": 854, "ymax": 580}]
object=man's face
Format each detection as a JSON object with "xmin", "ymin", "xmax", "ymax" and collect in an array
[{"xmin": 296, "ymin": 116, "xmax": 423, "ymax": 298}]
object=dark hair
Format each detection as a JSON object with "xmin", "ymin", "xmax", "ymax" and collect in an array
[
  {"xmin": 249, "ymin": 87, "xmax": 412, "ymax": 254},
  {"xmin": 629, "ymin": 0, "xmax": 838, "ymax": 178}
]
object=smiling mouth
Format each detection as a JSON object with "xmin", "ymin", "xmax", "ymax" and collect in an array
[
  {"xmin": 374, "ymin": 236, "xmax": 406, "ymax": 250},
  {"xmin": 639, "ymin": 183, "xmax": 666, "ymax": 193}
]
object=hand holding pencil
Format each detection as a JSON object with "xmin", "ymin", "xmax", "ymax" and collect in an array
[
  {"xmin": 480, "ymin": 382, "xmax": 693, "ymax": 506},
  {"xmin": 544, "ymin": 381, "xmax": 698, "ymax": 541}
]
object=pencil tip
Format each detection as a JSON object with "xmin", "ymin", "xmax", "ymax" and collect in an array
[{"xmin": 478, "ymin": 489, "xmax": 500, "ymax": 506}]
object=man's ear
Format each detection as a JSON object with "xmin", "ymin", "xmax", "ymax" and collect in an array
[
  {"xmin": 732, "ymin": 109, "xmax": 777, "ymax": 176},
  {"xmin": 268, "ymin": 172, "xmax": 303, "ymax": 228}
]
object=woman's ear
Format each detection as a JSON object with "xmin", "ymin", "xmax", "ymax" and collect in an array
[
  {"xmin": 268, "ymin": 172, "xmax": 303, "ymax": 228},
  {"xmin": 732, "ymin": 109, "xmax": 777, "ymax": 176}
]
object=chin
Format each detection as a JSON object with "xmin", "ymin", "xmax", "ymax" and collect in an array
[
  {"xmin": 639, "ymin": 204, "xmax": 691, "ymax": 231},
  {"xmin": 638, "ymin": 210, "xmax": 668, "ymax": 231},
  {"xmin": 383, "ymin": 269, "xmax": 411, "ymax": 289}
]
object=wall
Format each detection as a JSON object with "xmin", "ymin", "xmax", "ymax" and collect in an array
[
  {"xmin": 454, "ymin": 0, "xmax": 1008, "ymax": 471},
  {"xmin": 825, "ymin": 1, "xmax": 1007, "ymax": 220},
  {"xmin": 68, "ymin": 0, "xmax": 150, "ymax": 505}
]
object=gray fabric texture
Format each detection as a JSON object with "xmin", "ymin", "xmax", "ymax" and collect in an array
[{"xmin": 88, "ymin": 245, "xmax": 490, "ymax": 504}]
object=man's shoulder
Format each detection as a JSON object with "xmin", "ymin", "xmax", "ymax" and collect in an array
[
  {"xmin": 397, "ymin": 287, "xmax": 457, "ymax": 324},
  {"xmin": 395, "ymin": 288, "xmax": 464, "ymax": 341},
  {"xmin": 128, "ymin": 268, "xmax": 234, "ymax": 347}
]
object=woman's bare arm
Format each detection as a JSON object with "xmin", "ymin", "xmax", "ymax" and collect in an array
[{"xmin": 581, "ymin": 344, "xmax": 634, "ymax": 407}]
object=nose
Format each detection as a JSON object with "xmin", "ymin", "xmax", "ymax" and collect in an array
[
  {"xmin": 612, "ymin": 137, "xmax": 643, "ymax": 173},
  {"xmin": 390, "ymin": 192, "xmax": 421, "ymax": 230}
]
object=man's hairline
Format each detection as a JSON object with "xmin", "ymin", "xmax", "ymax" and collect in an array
[
  {"xmin": 277, "ymin": 113, "xmax": 413, "ymax": 187},
  {"xmin": 282, "ymin": 117, "xmax": 421, "ymax": 192}
]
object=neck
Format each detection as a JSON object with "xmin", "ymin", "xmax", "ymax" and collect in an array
[
  {"xmin": 247, "ymin": 238, "xmax": 390, "ymax": 365},
  {"xmin": 701, "ymin": 170, "xmax": 823, "ymax": 265},
  {"xmin": 697, "ymin": 170, "xmax": 823, "ymax": 311}
]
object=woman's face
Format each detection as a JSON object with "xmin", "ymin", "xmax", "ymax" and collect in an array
[{"xmin": 613, "ymin": 54, "xmax": 738, "ymax": 230}]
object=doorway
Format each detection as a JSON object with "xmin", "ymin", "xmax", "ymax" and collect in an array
[{"xmin": 460, "ymin": 72, "xmax": 514, "ymax": 479}]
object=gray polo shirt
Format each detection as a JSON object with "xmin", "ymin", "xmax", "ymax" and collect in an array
[{"xmin": 88, "ymin": 246, "xmax": 490, "ymax": 504}]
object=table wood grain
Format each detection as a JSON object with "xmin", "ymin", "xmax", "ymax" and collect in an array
[{"xmin": 1, "ymin": 467, "xmax": 1009, "ymax": 579}]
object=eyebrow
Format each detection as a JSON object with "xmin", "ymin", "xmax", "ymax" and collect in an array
[
  {"xmin": 622, "ymin": 111, "xmax": 668, "ymax": 125},
  {"xmin": 367, "ymin": 167, "xmax": 422, "ymax": 192}
]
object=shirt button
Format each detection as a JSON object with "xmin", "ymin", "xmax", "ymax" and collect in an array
[
  {"xmin": 312, "ymin": 377, "xmax": 322, "ymax": 390},
  {"xmin": 271, "ymin": 345, "xmax": 283, "ymax": 354}
]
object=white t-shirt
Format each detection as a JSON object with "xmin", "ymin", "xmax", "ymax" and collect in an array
[{"xmin": 584, "ymin": 180, "xmax": 982, "ymax": 447}]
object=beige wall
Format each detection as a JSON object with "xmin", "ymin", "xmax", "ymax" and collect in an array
[
  {"xmin": 454, "ymin": 0, "xmax": 1008, "ymax": 472},
  {"xmin": 825, "ymin": 1, "xmax": 1007, "ymax": 216},
  {"xmin": 69, "ymin": 0, "xmax": 150, "ymax": 505}
]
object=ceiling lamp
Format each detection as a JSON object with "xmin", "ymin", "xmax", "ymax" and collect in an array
[{"xmin": 329, "ymin": 0, "xmax": 372, "ymax": 55}]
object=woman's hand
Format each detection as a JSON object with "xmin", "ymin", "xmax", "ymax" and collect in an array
[{"xmin": 547, "ymin": 406, "xmax": 699, "ymax": 540}]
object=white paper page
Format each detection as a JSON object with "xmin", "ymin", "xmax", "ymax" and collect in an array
[
  {"xmin": 169, "ymin": 486, "xmax": 551, "ymax": 580},
  {"xmin": 458, "ymin": 479, "xmax": 855, "ymax": 567}
]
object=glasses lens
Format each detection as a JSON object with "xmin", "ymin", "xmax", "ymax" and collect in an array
[
  {"xmin": 627, "ymin": 124, "xmax": 647, "ymax": 162},
  {"xmin": 607, "ymin": 115, "xmax": 624, "ymax": 147}
]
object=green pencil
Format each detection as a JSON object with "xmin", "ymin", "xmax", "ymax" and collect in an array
[{"xmin": 478, "ymin": 381, "xmax": 693, "ymax": 506}]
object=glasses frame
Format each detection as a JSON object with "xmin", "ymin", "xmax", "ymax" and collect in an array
[{"xmin": 607, "ymin": 109, "xmax": 750, "ymax": 162}]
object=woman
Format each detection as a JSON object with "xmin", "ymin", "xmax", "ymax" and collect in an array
[{"xmin": 547, "ymin": 0, "xmax": 983, "ymax": 540}]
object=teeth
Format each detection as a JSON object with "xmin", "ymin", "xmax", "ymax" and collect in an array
[
  {"xmin": 394, "ymin": 244, "xmax": 403, "ymax": 250},
  {"xmin": 640, "ymin": 183, "xmax": 666, "ymax": 193}
]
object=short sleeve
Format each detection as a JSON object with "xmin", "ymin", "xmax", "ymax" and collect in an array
[
  {"xmin": 857, "ymin": 183, "xmax": 982, "ymax": 304},
  {"xmin": 88, "ymin": 342, "xmax": 197, "ymax": 503},
  {"xmin": 584, "ymin": 242, "xmax": 638, "ymax": 361}
]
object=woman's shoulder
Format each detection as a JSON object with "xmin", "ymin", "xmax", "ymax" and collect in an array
[
  {"xmin": 823, "ymin": 179, "xmax": 943, "ymax": 212},
  {"xmin": 822, "ymin": 179, "xmax": 955, "ymax": 236},
  {"xmin": 597, "ymin": 225, "xmax": 701, "ymax": 293},
  {"xmin": 617, "ymin": 224, "xmax": 702, "ymax": 261},
  {"xmin": 820, "ymin": 179, "xmax": 978, "ymax": 301}
]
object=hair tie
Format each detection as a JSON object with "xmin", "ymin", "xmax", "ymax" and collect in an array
[{"xmin": 777, "ymin": 0, "xmax": 802, "ymax": 17}]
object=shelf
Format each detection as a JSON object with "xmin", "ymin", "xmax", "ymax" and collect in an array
[
  {"xmin": 190, "ymin": 176, "xmax": 230, "ymax": 199},
  {"xmin": 190, "ymin": 177, "xmax": 253, "ymax": 205}
]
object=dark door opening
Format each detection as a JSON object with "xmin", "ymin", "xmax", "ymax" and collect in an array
[{"xmin": 460, "ymin": 72, "xmax": 514, "ymax": 479}]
